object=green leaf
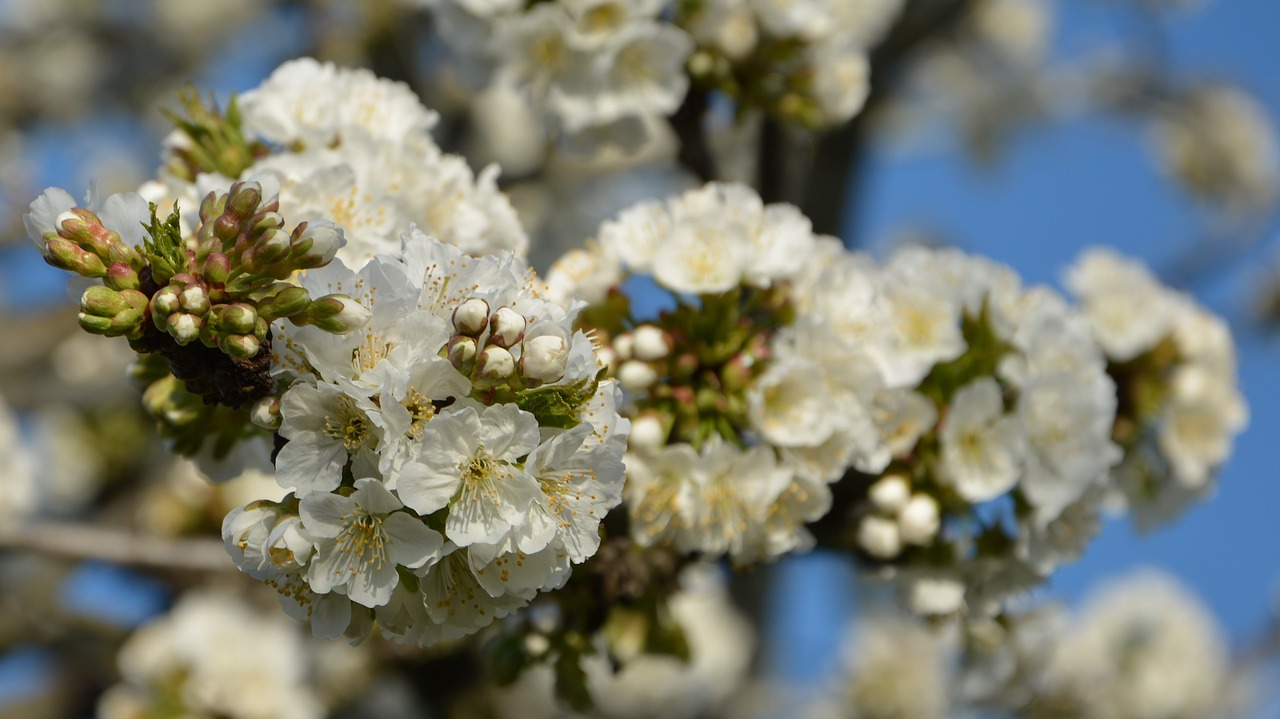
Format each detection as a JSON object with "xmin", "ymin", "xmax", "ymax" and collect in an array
[
  {"xmin": 141, "ymin": 203, "xmax": 187, "ymax": 285},
  {"xmin": 554, "ymin": 649, "xmax": 594, "ymax": 713}
]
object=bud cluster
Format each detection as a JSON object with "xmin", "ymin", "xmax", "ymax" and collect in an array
[{"xmin": 446, "ymin": 298, "xmax": 572, "ymax": 392}]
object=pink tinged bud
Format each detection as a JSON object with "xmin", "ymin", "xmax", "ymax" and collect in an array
[
  {"xmin": 203, "ymin": 251, "xmax": 232, "ymax": 284},
  {"xmin": 250, "ymin": 395, "xmax": 283, "ymax": 431},
  {"xmin": 631, "ymin": 325, "xmax": 669, "ymax": 360},
  {"xmin": 618, "ymin": 360, "xmax": 657, "ymax": 391},
  {"xmin": 476, "ymin": 345, "xmax": 516, "ymax": 381},
  {"xmin": 290, "ymin": 220, "xmax": 344, "ymax": 268},
  {"xmin": 868, "ymin": 474, "xmax": 911, "ymax": 514},
  {"xmin": 57, "ymin": 208, "xmax": 118, "ymax": 257},
  {"xmin": 452, "ymin": 297, "xmax": 491, "ymax": 336},
  {"xmin": 180, "ymin": 285, "xmax": 210, "ymax": 315},
  {"xmin": 520, "ymin": 334, "xmax": 568, "ymax": 384},
  {"xmin": 219, "ymin": 333, "xmax": 261, "ymax": 359},
  {"xmin": 629, "ymin": 414, "xmax": 667, "ymax": 452},
  {"xmin": 448, "ymin": 336, "xmax": 479, "ymax": 374},
  {"xmin": 898, "ymin": 494, "xmax": 940, "ymax": 546},
  {"xmin": 857, "ymin": 515, "xmax": 902, "ymax": 559},
  {"xmin": 255, "ymin": 228, "xmax": 292, "ymax": 266},
  {"xmin": 151, "ymin": 286, "xmax": 181, "ymax": 317},
  {"xmin": 213, "ymin": 213, "xmax": 242, "ymax": 244},
  {"xmin": 488, "ymin": 307, "xmax": 526, "ymax": 348},
  {"xmin": 253, "ymin": 211, "xmax": 285, "ymax": 233},
  {"xmin": 44, "ymin": 236, "xmax": 107, "ymax": 277},
  {"xmin": 168, "ymin": 313, "xmax": 203, "ymax": 345},
  {"xmin": 105, "ymin": 262, "xmax": 141, "ymax": 292}
]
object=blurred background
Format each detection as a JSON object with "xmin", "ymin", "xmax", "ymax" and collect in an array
[{"xmin": 0, "ymin": 0, "xmax": 1277, "ymax": 717}]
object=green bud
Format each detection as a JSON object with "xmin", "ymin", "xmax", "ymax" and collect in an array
[
  {"xmin": 45, "ymin": 236, "xmax": 107, "ymax": 277},
  {"xmin": 219, "ymin": 333, "xmax": 261, "ymax": 359},
  {"xmin": 251, "ymin": 228, "xmax": 291, "ymax": 269},
  {"xmin": 227, "ymin": 181, "xmax": 262, "ymax": 218},
  {"xmin": 203, "ymin": 251, "xmax": 232, "ymax": 284},
  {"xmin": 213, "ymin": 213, "xmax": 241, "ymax": 244},
  {"xmin": 293, "ymin": 294, "xmax": 370, "ymax": 333},
  {"xmin": 289, "ymin": 220, "xmax": 343, "ymax": 269},
  {"xmin": 256, "ymin": 285, "xmax": 311, "ymax": 321},
  {"xmin": 213, "ymin": 302, "xmax": 258, "ymax": 335},
  {"xmin": 78, "ymin": 287, "xmax": 148, "ymax": 338},
  {"xmin": 56, "ymin": 208, "xmax": 117, "ymax": 258},
  {"xmin": 199, "ymin": 190, "xmax": 225, "ymax": 224},
  {"xmin": 253, "ymin": 211, "xmax": 285, "ymax": 234}
]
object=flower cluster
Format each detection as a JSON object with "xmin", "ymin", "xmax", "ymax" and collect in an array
[
  {"xmin": 145, "ymin": 58, "xmax": 527, "ymax": 268},
  {"xmin": 1065, "ymin": 247, "xmax": 1247, "ymax": 526},
  {"xmin": 553, "ymin": 182, "xmax": 882, "ymax": 564},
  {"xmin": 804, "ymin": 246, "xmax": 1122, "ymax": 615},
  {"xmin": 555, "ymin": 190, "xmax": 1131, "ymax": 613},
  {"xmin": 428, "ymin": 0, "xmax": 693, "ymax": 151},
  {"xmin": 225, "ymin": 229, "xmax": 628, "ymax": 646},
  {"xmin": 98, "ymin": 589, "xmax": 368, "ymax": 719},
  {"xmin": 677, "ymin": 0, "xmax": 903, "ymax": 126}
]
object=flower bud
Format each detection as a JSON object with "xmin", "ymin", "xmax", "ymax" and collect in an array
[
  {"xmin": 613, "ymin": 332, "xmax": 635, "ymax": 361},
  {"xmin": 253, "ymin": 211, "xmax": 285, "ymax": 234},
  {"xmin": 289, "ymin": 220, "xmax": 344, "ymax": 269},
  {"xmin": 618, "ymin": 360, "xmax": 657, "ymax": 391},
  {"xmin": 180, "ymin": 284, "xmax": 211, "ymax": 315},
  {"xmin": 629, "ymin": 413, "xmax": 667, "ymax": 452},
  {"xmin": 212, "ymin": 303, "xmax": 258, "ymax": 335},
  {"xmin": 151, "ymin": 286, "xmax": 182, "ymax": 318},
  {"xmin": 199, "ymin": 190, "xmax": 224, "ymax": 224},
  {"xmin": 520, "ymin": 334, "xmax": 568, "ymax": 384},
  {"xmin": 167, "ymin": 313, "xmax": 203, "ymax": 345},
  {"xmin": 868, "ymin": 474, "xmax": 911, "ymax": 514},
  {"xmin": 256, "ymin": 285, "xmax": 311, "ymax": 321},
  {"xmin": 476, "ymin": 345, "xmax": 516, "ymax": 382},
  {"xmin": 56, "ymin": 208, "xmax": 116, "ymax": 258},
  {"xmin": 296, "ymin": 294, "xmax": 371, "ymax": 333},
  {"xmin": 251, "ymin": 395, "xmax": 283, "ymax": 431},
  {"xmin": 255, "ymin": 228, "xmax": 292, "ymax": 266},
  {"xmin": 44, "ymin": 236, "xmax": 107, "ymax": 277},
  {"xmin": 898, "ymin": 494, "xmax": 940, "ymax": 546},
  {"xmin": 80, "ymin": 285, "xmax": 132, "ymax": 318},
  {"xmin": 104, "ymin": 261, "xmax": 140, "ymax": 292},
  {"xmin": 220, "ymin": 333, "xmax": 261, "ymax": 359},
  {"xmin": 857, "ymin": 515, "xmax": 902, "ymax": 559},
  {"xmin": 227, "ymin": 181, "xmax": 263, "ymax": 218},
  {"xmin": 488, "ymin": 306, "xmax": 526, "ymax": 348},
  {"xmin": 448, "ymin": 336, "xmax": 479, "ymax": 374},
  {"xmin": 452, "ymin": 298, "xmax": 491, "ymax": 336},
  {"xmin": 213, "ymin": 213, "xmax": 242, "ymax": 244},
  {"xmin": 631, "ymin": 325, "xmax": 669, "ymax": 360},
  {"xmin": 202, "ymin": 251, "xmax": 232, "ymax": 285}
]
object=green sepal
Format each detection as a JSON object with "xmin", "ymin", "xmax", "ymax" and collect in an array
[{"xmin": 514, "ymin": 370, "xmax": 603, "ymax": 430}]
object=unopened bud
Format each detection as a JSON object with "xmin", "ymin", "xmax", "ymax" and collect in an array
[
  {"xmin": 476, "ymin": 345, "xmax": 516, "ymax": 382},
  {"xmin": 631, "ymin": 325, "xmax": 669, "ymax": 360},
  {"xmin": 180, "ymin": 284, "xmax": 210, "ymax": 315},
  {"xmin": 257, "ymin": 285, "xmax": 311, "ymax": 321},
  {"xmin": 227, "ymin": 181, "xmax": 263, "ymax": 218},
  {"xmin": 253, "ymin": 211, "xmax": 285, "ymax": 234},
  {"xmin": 868, "ymin": 474, "xmax": 911, "ymax": 514},
  {"xmin": 857, "ymin": 515, "xmax": 902, "ymax": 559},
  {"xmin": 167, "ymin": 313, "xmax": 203, "ymax": 345},
  {"xmin": 251, "ymin": 395, "xmax": 283, "ymax": 431},
  {"xmin": 199, "ymin": 190, "xmax": 225, "ymax": 223},
  {"xmin": 629, "ymin": 413, "xmax": 667, "ymax": 452},
  {"xmin": 220, "ymin": 333, "xmax": 261, "ymax": 359},
  {"xmin": 105, "ymin": 262, "xmax": 140, "ymax": 291},
  {"xmin": 56, "ymin": 208, "xmax": 116, "ymax": 258},
  {"xmin": 296, "ymin": 294, "xmax": 370, "ymax": 333},
  {"xmin": 203, "ymin": 251, "xmax": 232, "ymax": 284},
  {"xmin": 452, "ymin": 298, "xmax": 491, "ymax": 336},
  {"xmin": 520, "ymin": 333, "xmax": 568, "ymax": 384},
  {"xmin": 488, "ymin": 307, "xmax": 526, "ymax": 348},
  {"xmin": 44, "ymin": 236, "xmax": 107, "ymax": 277},
  {"xmin": 78, "ymin": 287, "xmax": 147, "ymax": 338},
  {"xmin": 256, "ymin": 228, "xmax": 291, "ymax": 266},
  {"xmin": 618, "ymin": 360, "xmax": 657, "ymax": 391},
  {"xmin": 151, "ymin": 286, "xmax": 182, "ymax": 318},
  {"xmin": 213, "ymin": 213, "xmax": 242, "ymax": 244},
  {"xmin": 289, "ymin": 220, "xmax": 344, "ymax": 268},
  {"xmin": 898, "ymin": 494, "xmax": 940, "ymax": 546},
  {"xmin": 448, "ymin": 336, "xmax": 479, "ymax": 374},
  {"xmin": 613, "ymin": 333, "xmax": 635, "ymax": 361},
  {"xmin": 211, "ymin": 303, "xmax": 258, "ymax": 335}
]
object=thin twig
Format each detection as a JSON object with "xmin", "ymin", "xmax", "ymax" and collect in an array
[{"xmin": 0, "ymin": 521, "xmax": 235, "ymax": 573}]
